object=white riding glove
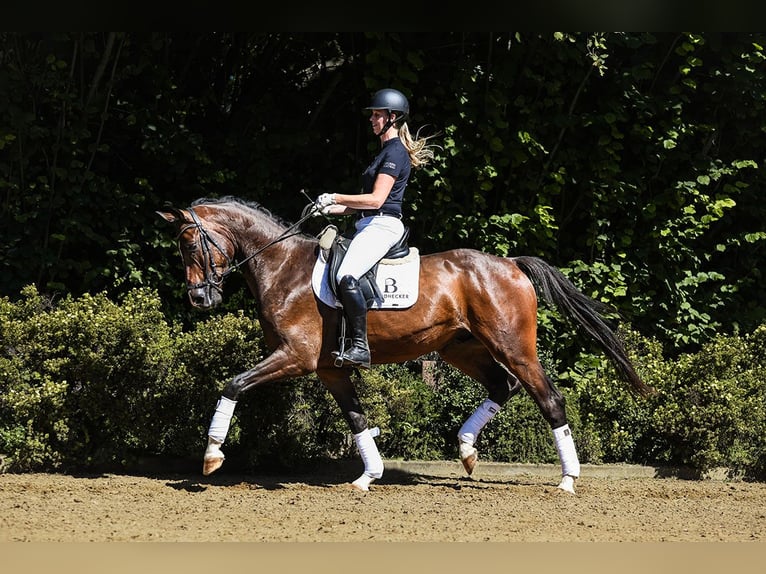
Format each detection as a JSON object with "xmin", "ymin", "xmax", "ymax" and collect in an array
[
  {"xmin": 312, "ymin": 193, "xmax": 338, "ymax": 217},
  {"xmin": 311, "ymin": 205, "xmax": 334, "ymax": 217},
  {"xmin": 316, "ymin": 193, "xmax": 336, "ymax": 208}
]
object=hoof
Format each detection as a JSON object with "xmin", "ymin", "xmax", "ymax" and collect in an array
[
  {"xmin": 351, "ymin": 473, "xmax": 376, "ymax": 492},
  {"xmin": 459, "ymin": 441, "xmax": 478, "ymax": 475},
  {"xmin": 203, "ymin": 438, "xmax": 224, "ymax": 476},
  {"xmin": 202, "ymin": 456, "xmax": 224, "ymax": 476},
  {"xmin": 556, "ymin": 474, "xmax": 577, "ymax": 494}
]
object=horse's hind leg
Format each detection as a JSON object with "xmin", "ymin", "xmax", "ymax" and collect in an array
[
  {"xmin": 525, "ymin": 365, "xmax": 580, "ymax": 493},
  {"xmin": 318, "ymin": 369, "xmax": 383, "ymax": 492},
  {"xmin": 451, "ymin": 338, "xmax": 580, "ymax": 493},
  {"xmin": 438, "ymin": 338, "xmax": 523, "ymax": 475},
  {"xmin": 502, "ymin": 350, "xmax": 581, "ymax": 493}
]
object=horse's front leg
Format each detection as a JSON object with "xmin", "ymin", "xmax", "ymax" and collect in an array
[
  {"xmin": 318, "ymin": 369, "xmax": 383, "ymax": 492},
  {"xmin": 203, "ymin": 347, "xmax": 312, "ymax": 476}
]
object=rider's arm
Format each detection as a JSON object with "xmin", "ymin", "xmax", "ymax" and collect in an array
[{"xmin": 332, "ymin": 173, "xmax": 395, "ymax": 210}]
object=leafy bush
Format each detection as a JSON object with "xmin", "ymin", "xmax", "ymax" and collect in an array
[
  {"xmin": 0, "ymin": 286, "xmax": 181, "ymax": 471},
  {"xmin": 1, "ymin": 286, "xmax": 764, "ymax": 480},
  {"xmin": 570, "ymin": 330, "xmax": 662, "ymax": 464},
  {"xmin": 358, "ymin": 363, "xmax": 444, "ymax": 461},
  {"xmin": 571, "ymin": 327, "xmax": 766, "ymax": 478},
  {"xmin": 645, "ymin": 327, "xmax": 766, "ymax": 477}
]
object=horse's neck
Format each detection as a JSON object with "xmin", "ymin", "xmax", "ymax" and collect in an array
[
  {"xmin": 224, "ymin": 210, "xmax": 291, "ymax": 263},
  {"xmin": 239, "ymin": 234, "xmax": 316, "ymax": 297},
  {"xmin": 213, "ymin": 206, "xmax": 317, "ymax": 305}
]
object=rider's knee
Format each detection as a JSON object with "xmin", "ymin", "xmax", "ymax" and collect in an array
[{"xmin": 338, "ymin": 274, "xmax": 359, "ymax": 290}]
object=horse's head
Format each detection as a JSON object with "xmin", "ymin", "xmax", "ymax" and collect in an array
[{"xmin": 157, "ymin": 205, "xmax": 235, "ymax": 310}]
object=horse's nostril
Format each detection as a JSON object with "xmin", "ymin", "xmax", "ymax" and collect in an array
[{"xmin": 189, "ymin": 290, "xmax": 207, "ymax": 307}]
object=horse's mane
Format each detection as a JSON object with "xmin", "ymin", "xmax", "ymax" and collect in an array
[
  {"xmin": 191, "ymin": 195, "xmax": 279, "ymax": 221},
  {"xmin": 191, "ymin": 196, "xmax": 312, "ymax": 237}
]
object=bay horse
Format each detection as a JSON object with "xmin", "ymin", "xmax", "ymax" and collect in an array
[{"xmin": 157, "ymin": 196, "xmax": 652, "ymax": 494}]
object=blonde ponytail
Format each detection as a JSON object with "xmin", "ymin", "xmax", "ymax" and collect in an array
[{"xmin": 399, "ymin": 123, "xmax": 440, "ymax": 169}]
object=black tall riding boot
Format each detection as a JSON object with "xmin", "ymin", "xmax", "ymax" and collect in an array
[{"xmin": 333, "ymin": 275, "xmax": 371, "ymax": 369}]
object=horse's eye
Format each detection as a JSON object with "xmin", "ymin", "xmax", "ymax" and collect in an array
[{"xmin": 185, "ymin": 242, "xmax": 198, "ymax": 252}]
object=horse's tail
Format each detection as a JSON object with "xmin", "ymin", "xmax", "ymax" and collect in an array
[{"xmin": 513, "ymin": 255, "xmax": 654, "ymax": 397}]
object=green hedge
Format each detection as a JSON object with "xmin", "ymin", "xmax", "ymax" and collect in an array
[{"xmin": 1, "ymin": 287, "xmax": 764, "ymax": 479}]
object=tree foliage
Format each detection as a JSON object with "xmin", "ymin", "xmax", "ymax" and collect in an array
[{"xmin": 1, "ymin": 32, "xmax": 765, "ymax": 357}]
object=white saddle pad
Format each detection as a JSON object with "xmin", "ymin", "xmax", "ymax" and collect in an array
[{"xmin": 311, "ymin": 248, "xmax": 420, "ymax": 309}]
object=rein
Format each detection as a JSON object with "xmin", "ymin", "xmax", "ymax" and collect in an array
[{"xmin": 181, "ymin": 204, "xmax": 320, "ymax": 292}]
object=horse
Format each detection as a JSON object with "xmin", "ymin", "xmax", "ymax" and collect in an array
[{"xmin": 157, "ymin": 196, "xmax": 653, "ymax": 494}]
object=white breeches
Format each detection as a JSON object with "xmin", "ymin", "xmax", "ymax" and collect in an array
[{"xmin": 335, "ymin": 215, "xmax": 405, "ymax": 282}]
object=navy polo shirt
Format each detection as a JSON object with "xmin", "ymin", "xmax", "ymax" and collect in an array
[{"xmin": 361, "ymin": 137, "xmax": 411, "ymax": 216}]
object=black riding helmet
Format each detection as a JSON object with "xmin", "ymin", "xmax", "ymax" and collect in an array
[
  {"xmin": 365, "ymin": 88, "xmax": 410, "ymax": 117},
  {"xmin": 365, "ymin": 88, "xmax": 409, "ymax": 134}
]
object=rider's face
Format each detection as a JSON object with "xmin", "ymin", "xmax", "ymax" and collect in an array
[{"xmin": 369, "ymin": 109, "xmax": 390, "ymax": 136}]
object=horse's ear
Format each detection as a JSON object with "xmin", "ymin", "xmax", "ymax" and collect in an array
[{"xmin": 156, "ymin": 205, "xmax": 185, "ymax": 224}]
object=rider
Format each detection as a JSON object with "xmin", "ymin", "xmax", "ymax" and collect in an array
[{"xmin": 315, "ymin": 88, "xmax": 436, "ymax": 369}]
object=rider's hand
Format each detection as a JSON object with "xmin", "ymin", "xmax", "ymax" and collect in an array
[
  {"xmin": 312, "ymin": 203, "xmax": 341, "ymax": 217},
  {"xmin": 315, "ymin": 193, "xmax": 336, "ymax": 209}
]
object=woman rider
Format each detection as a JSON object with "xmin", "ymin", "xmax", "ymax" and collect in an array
[{"xmin": 315, "ymin": 88, "xmax": 436, "ymax": 368}]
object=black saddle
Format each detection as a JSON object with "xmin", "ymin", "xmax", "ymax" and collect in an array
[{"xmin": 322, "ymin": 225, "xmax": 410, "ymax": 308}]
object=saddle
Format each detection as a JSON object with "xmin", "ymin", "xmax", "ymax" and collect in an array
[{"xmin": 319, "ymin": 224, "xmax": 411, "ymax": 309}]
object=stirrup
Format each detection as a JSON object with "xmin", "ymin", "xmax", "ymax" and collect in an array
[
  {"xmin": 332, "ymin": 349, "xmax": 370, "ymax": 369},
  {"xmin": 332, "ymin": 350, "xmax": 345, "ymax": 368}
]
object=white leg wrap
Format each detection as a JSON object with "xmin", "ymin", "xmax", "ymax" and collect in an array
[
  {"xmin": 354, "ymin": 428, "xmax": 384, "ymax": 479},
  {"xmin": 552, "ymin": 424, "xmax": 580, "ymax": 478},
  {"xmin": 458, "ymin": 399, "xmax": 501, "ymax": 445},
  {"xmin": 207, "ymin": 396, "xmax": 237, "ymax": 443}
]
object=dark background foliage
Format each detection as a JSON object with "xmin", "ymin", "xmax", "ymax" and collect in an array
[{"xmin": 2, "ymin": 32, "xmax": 765, "ymax": 354}]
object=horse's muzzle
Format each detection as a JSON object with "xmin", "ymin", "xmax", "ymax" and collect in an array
[{"xmin": 188, "ymin": 286, "xmax": 223, "ymax": 309}]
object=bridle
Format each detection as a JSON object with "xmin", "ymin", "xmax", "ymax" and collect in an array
[
  {"xmin": 177, "ymin": 207, "xmax": 234, "ymax": 294},
  {"xmin": 177, "ymin": 204, "xmax": 320, "ymax": 295}
]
